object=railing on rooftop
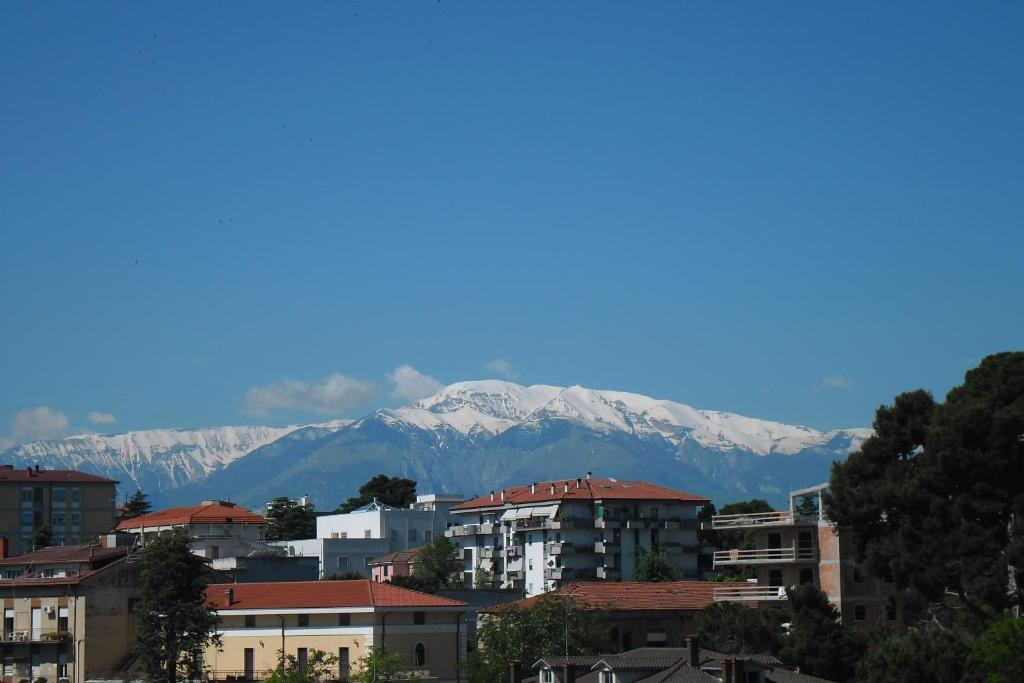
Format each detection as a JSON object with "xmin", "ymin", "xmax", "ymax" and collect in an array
[
  {"xmin": 711, "ymin": 510, "xmax": 820, "ymax": 529},
  {"xmin": 713, "ymin": 585, "xmax": 790, "ymax": 602},
  {"xmin": 712, "ymin": 546, "xmax": 816, "ymax": 567}
]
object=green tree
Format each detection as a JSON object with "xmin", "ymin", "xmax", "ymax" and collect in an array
[
  {"xmin": 414, "ymin": 536, "xmax": 461, "ymax": 591},
  {"xmin": 388, "ymin": 574, "xmax": 436, "ymax": 593},
  {"xmin": 779, "ymin": 585, "xmax": 865, "ymax": 683},
  {"xmin": 713, "ymin": 499, "xmax": 776, "ymax": 551},
  {"xmin": 969, "ymin": 612, "xmax": 1024, "ymax": 683},
  {"xmin": 826, "ymin": 352, "xmax": 1024, "ymax": 620},
  {"xmin": 634, "ymin": 546, "xmax": 678, "ymax": 582},
  {"xmin": 135, "ymin": 531, "xmax": 220, "ymax": 683},
  {"xmin": 473, "ymin": 566, "xmax": 495, "ymax": 589},
  {"xmin": 324, "ymin": 570, "xmax": 367, "ymax": 581},
  {"xmin": 696, "ymin": 601, "xmax": 785, "ymax": 655},
  {"xmin": 351, "ymin": 647, "xmax": 405, "ymax": 683},
  {"xmin": 267, "ymin": 648, "xmax": 339, "ymax": 683},
  {"xmin": 336, "ymin": 475, "xmax": 417, "ymax": 513},
  {"xmin": 265, "ymin": 497, "xmax": 316, "ymax": 541},
  {"xmin": 31, "ymin": 525, "xmax": 52, "ymax": 550},
  {"xmin": 855, "ymin": 627, "xmax": 969, "ymax": 683},
  {"xmin": 123, "ymin": 489, "xmax": 153, "ymax": 520},
  {"xmin": 466, "ymin": 594, "xmax": 611, "ymax": 683}
]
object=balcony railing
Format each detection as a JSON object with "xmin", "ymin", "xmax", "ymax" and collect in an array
[
  {"xmin": 713, "ymin": 585, "xmax": 790, "ymax": 602},
  {"xmin": 713, "ymin": 546, "xmax": 816, "ymax": 567},
  {"xmin": 711, "ymin": 511, "xmax": 819, "ymax": 529},
  {"xmin": 449, "ymin": 524, "xmax": 480, "ymax": 537},
  {"xmin": 594, "ymin": 541, "xmax": 620, "ymax": 553},
  {"xmin": 0, "ymin": 628, "xmax": 71, "ymax": 643}
]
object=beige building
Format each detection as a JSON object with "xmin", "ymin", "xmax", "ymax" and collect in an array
[
  {"xmin": 116, "ymin": 500, "xmax": 266, "ymax": 559},
  {"xmin": 710, "ymin": 483, "xmax": 895, "ymax": 626},
  {"xmin": 0, "ymin": 467, "xmax": 118, "ymax": 556},
  {"xmin": 0, "ymin": 544, "xmax": 138, "ymax": 683},
  {"xmin": 204, "ymin": 580, "xmax": 468, "ymax": 683}
]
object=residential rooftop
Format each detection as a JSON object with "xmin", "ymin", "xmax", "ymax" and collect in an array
[
  {"xmin": 205, "ymin": 579, "xmax": 469, "ymax": 610},
  {"xmin": 483, "ymin": 581, "xmax": 747, "ymax": 614},
  {"xmin": 0, "ymin": 465, "xmax": 117, "ymax": 484},
  {"xmin": 369, "ymin": 546, "xmax": 425, "ymax": 566},
  {"xmin": 452, "ymin": 478, "xmax": 708, "ymax": 511},
  {"xmin": 117, "ymin": 500, "xmax": 265, "ymax": 530},
  {"xmin": 0, "ymin": 544, "xmax": 129, "ymax": 566}
]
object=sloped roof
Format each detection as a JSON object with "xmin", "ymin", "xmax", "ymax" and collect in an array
[
  {"xmin": 369, "ymin": 547, "xmax": 424, "ymax": 565},
  {"xmin": 0, "ymin": 467, "xmax": 116, "ymax": 483},
  {"xmin": 205, "ymin": 579, "xmax": 467, "ymax": 610},
  {"xmin": 482, "ymin": 581, "xmax": 747, "ymax": 614},
  {"xmin": 0, "ymin": 544, "xmax": 128, "ymax": 566},
  {"xmin": 117, "ymin": 501, "xmax": 265, "ymax": 529},
  {"xmin": 453, "ymin": 479, "xmax": 708, "ymax": 511}
]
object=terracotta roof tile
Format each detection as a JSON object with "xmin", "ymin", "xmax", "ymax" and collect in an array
[
  {"xmin": 117, "ymin": 502, "xmax": 265, "ymax": 530},
  {"xmin": 206, "ymin": 580, "xmax": 467, "ymax": 610},
  {"xmin": 453, "ymin": 479, "xmax": 708, "ymax": 511},
  {"xmin": 0, "ymin": 544, "xmax": 128, "ymax": 566},
  {"xmin": 369, "ymin": 547, "xmax": 424, "ymax": 565},
  {"xmin": 482, "ymin": 581, "xmax": 747, "ymax": 613},
  {"xmin": 0, "ymin": 467, "xmax": 117, "ymax": 484}
]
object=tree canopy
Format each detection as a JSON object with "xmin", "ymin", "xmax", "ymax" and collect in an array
[
  {"xmin": 335, "ymin": 474, "xmax": 417, "ymax": 513},
  {"xmin": 778, "ymin": 585, "xmax": 865, "ymax": 682},
  {"xmin": 123, "ymin": 489, "xmax": 153, "ymax": 520},
  {"xmin": 696, "ymin": 601, "xmax": 784, "ymax": 655},
  {"xmin": 31, "ymin": 525, "xmax": 52, "ymax": 550},
  {"xmin": 413, "ymin": 536, "xmax": 462, "ymax": 591},
  {"xmin": 265, "ymin": 496, "xmax": 316, "ymax": 541},
  {"xmin": 135, "ymin": 531, "xmax": 219, "ymax": 683},
  {"xmin": 266, "ymin": 649, "xmax": 339, "ymax": 683},
  {"xmin": 826, "ymin": 352, "xmax": 1024, "ymax": 619},
  {"xmin": 467, "ymin": 594, "xmax": 611, "ymax": 683},
  {"xmin": 634, "ymin": 546, "xmax": 678, "ymax": 582}
]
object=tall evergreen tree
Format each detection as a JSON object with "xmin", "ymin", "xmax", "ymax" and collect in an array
[
  {"xmin": 265, "ymin": 497, "xmax": 316, "ymax": 541},
  {"xmin": 413, "ymin": 536, "xmax": 461, "ymax": 591},
  {"xmin": 135, "ymin": 531, "xmax": 219, "ymax": 683},
  {"xmin": 779, "ymin": 585, "xmax": 865, "ymax": 682},
  {"xmin": 123, "ymin": 489, "xmax": 153, "ymax": 520}
]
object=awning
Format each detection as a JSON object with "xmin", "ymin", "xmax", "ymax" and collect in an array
[{"xmin": 500, "ymin": 504, "xmax": 560, "ymax": 521}]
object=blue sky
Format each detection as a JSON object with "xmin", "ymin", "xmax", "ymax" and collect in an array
[{"xmin": 1, "ymin": 2, "xmax": 1021, "ymax": 443}]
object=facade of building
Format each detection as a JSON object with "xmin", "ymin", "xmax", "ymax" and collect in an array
[
  {"xmin": 710, "ymin": 483, "xmax": 895, "ymax": 626},
  {"xmin": 203, "ymin": 580, "xmax": 468, "ymax": 683},
  {"xmin": 369, "ymin": 547, "xmax": 422, "ymax": 582},
  {"xmin": 0, "ymin": 544, "xmax": 139, "ymax": 683},
  {"xmin": 484, "ymin": 581, "xmax": 746, "ymax": 652},
  {"xmin": 446, "ymin": 477, "xmax": 708, "ymax": 596},
  {"xmin": 115, "ymin": 500, "xmax": 266, "ymax": 559},
  {"xmin": 0, "ymin": 466, "xmax": 118, "ymax": 556}
]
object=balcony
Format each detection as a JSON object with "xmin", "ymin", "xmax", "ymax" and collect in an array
[
  {"xmin": 594, "ymin": 517, "xmax": 621, "ymax": 529},
  {"xmin": 449, "ymin": 524, "xmax": 480, "ymax": 537},
  {"xmin": 594, "ymin": 540, "xmax": 620, "ymax": 554},
  {"xmin": 596, "ymin": 566, "xmax": 621, "ymax": 580},
  {"xmin": 712, "ymin": 546, "xmax": 817, "ymax": 568},
  {"xmin": 711, "ymin": 511, "xmax": 818, "ymax": 530},
  {"xmin": 479, "ymin": 547, "xmax": 499, "ymax": 559},
  {"xmin": 713, "ymin": 585, "xmax": 789, "ymax": 602},
  {"xmin": 505, "ymin": 569, "xmax": 524, "ymax": 580},
  {"xmin": 0, "ymin": 629, "xmax": 71, "ymax": 643}
]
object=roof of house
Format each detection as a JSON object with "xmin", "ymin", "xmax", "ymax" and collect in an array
[
  {"xmin": 0, "ymin": 467, "xmax": 117, "ymax": 484},
  {"xmin": 482, "ymin": 581, "xmax": 747, "ymax": 614},
  {"xmin": 117, "ymin": 501, "xmax": 265, "ymax": 529},
  {"xmin": 452, "ymin": 478, "xmax": 708, "ymax": 511},
  {"xmin": 205, "ymin": 579, "xmax": 468, "ymax": 610},
  {"xmin": 0, "ymin": 553, "xmax": 129, "ymax": 588},
  {"xmin": 0, "ymin": 544, "xmax": 129, "ymax": 566},
  {"xmin": 369, "ymin": 547, "xmax": 424, "ymax": 565}
]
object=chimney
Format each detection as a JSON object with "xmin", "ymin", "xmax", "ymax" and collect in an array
[
  {"xmin": 562, "ymin": 663, "xmax": 576, "ymax": 683},
  {"xmin": 576, "ymin": 478, "xmax": 581, "ymax": 488},
  {"xmin": 722, "ymin": 659, "xmax": 734, "ymax": 683},
  {"xmin": 509, "ymin": 661, "xmax": 523, "ymax": 683},
  {"xmin": 501, "ymin": 491, "xmax": 505, "ymax": 501},
  {"xmin": 563, "ymin": 483, "xmax": 569, "ymax": 493},
  {"xmin": 530, "ymin": 483, "xmax": 536, "ymax": 494},
  {"xmin": 586, "ymin": 471, "xmax": 592, "ymax": 480},
  {"xmin": 224, "ymin": 588, "xmax": 234, "ymax": 606},
  {"xmin": 685, "ymin": 635, "xmax": 699, "ymax": 667},
  {"xmin": 550, "ymin": 484, "xmax": 555, "ymax": 494},
  {"xmin": 490, "ymin": 491, "xmax": 495, "ymax": 502}
]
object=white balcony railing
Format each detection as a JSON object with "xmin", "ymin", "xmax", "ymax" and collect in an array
[
  {"xmin": 712, "ymin": 546, "xmax": 816, "ymax": 567},
  {"xmin": 711, "ymin": 510, "xmax": 820, "ymax": 529},
  {"xmin": 713, "ymin": 585, "xmax": 790, "ymax": 602}
]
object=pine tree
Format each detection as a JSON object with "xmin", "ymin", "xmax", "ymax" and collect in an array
[
  {"xmin": 265, "ymin": 497, "xmax": 316, "ymax": 541},
  {"xmin": 634, "ymin": 546, "xmax": 678, "ymax": 582},
  {"xmin": 31, "ymin": 525, "xmax": 52, "ymax": 550},
  {"xmin": 123, "ymin": 489, "xmax": 152, "ymax": 520}
]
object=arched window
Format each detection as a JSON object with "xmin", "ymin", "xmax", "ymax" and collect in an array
[{"xmin": 414, "ymin": 643, "xmax": 426, "ymax": 667}]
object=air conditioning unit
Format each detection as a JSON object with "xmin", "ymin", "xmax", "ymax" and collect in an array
[{"xmin": 43, "ymin": 605, "xmax": 55, "ymax": 615}]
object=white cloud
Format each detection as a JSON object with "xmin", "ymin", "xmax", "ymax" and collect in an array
[
  {"xmin": 486, "ymin": 358, "xmax": 520, "ymax": 379},
  {"xmin": 822, "ymin": 375, "xmax": 853, "ymax": 391},
  {"xmin": 388, "ymin": 365, "xmax": 444, "ymax": 402},
  {"xmin": 243, "ymin": 373, "xmax": 378, "ymax": 416},
  {"xmin": 11, "ymin": 406, "xmax": 71, "ymax": 440},
  {"xmin": 88, "ymin": 411, "xmax": 117, "ymax": 425}
]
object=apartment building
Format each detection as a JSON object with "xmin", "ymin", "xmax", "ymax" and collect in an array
[
  {"xmin": 710, "ymin": 483, "xmax": 895, "ymax": 626},
  {"xmin": 275, "ymin": 494, "xmax": 463, "ymax": 579},
  {"xmin": 0, "ymin": 466, "xmax": 118, "ymax": 556},
  {"xmin": 0, "ymin": 544, "xmax": 139, "ymax": 683},
  {"xmin": 446, "ymin": 476, "xmax": 708, "ymax": 597},
  {"xmin": 116, "ymin": 500, "xmax": 266, "ymax": 559},
  {"xmin": 203, "ymin": 580, "xmax": 468, "ymax": 683}
]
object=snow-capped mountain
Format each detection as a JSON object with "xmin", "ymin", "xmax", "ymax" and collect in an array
[{"xmin": 0, "ymin": 421, "xmax": 350, "ymax": 503}]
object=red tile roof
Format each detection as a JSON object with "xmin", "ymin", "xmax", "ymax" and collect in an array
[
  {"xmin": 205, "ymin": 580, "xmax": 468, "ymax": 610},
  {"xmin": 369, "ymin": 547, "xmax": 424, "ymax": 566},
  {"xmin": 0, "ymin": 467, "xmax": 117, "ymax": 484},
  {"xmin": 453, "ymin": 479, "xmax": 708, "ymax": 511},
  {"xmin": 117, "ymin": 501, "xmax": 265, "ymax": 530},
  {"xmin": 0, "ymin": 557, "xmax": 128, "ymax": 588},
  {"xmin": 0, "ymin": 544, "xmax": 128, "ymax": 566},
  {"xmin": 481, "ymin": 581, "xmax": 746, "ymax": 613}
]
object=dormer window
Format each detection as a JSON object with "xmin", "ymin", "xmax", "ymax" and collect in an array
[{"xmin": 541, "ymin": 670, "xmax": 554, "ymax": 683}]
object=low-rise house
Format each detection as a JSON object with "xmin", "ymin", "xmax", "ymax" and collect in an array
[
  {"xmin": 710, "ymin": 484, "xmax": 895, "ymax": 626},
  {"xmin": 447, "ymin": 476, "xmax": 708, "ymax": 596},
  {"xmin": 527, "ymin": 639, "xmax": 834, "ymax": 683},
  {"xmin": 369, "ymin": 547, "xmax": 423, "ymax": 582},
  {"xmin": 116, "ymin": 500, "xmax": 267, "ymax": 559},
  {"xmin": 483, "ymin": 581, "xmax": 746, "ymax": 651},
  {"xmin": 203, "ymin": 579, "xmax": 468, "ymax": 683},
  {"xmin": 0, "ymin": 543, "xmax": 139, "ymax": 682}
]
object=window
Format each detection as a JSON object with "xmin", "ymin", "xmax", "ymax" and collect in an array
[
  {"xmin": 4, "ymin": 608, "xmax": 13, "ymax": 635},
  {"xmin": 297, "ymin": 614, "xmax": 309, "ymax": 627},
  {"xmin": 424, "ymin": 530, "xmax": 432, "ymax": 542},
  {"xmin": 71, "ymin": 488, "xmax": 80, "ymax": 505},
  {"xmin": 364, "ymin": 529, "xmax": 371, "ymax": 538},
  {"xmin": 646, "ymin": 629, "xmax": 668, "ymax": 647},
  {"xmin": 408, "ymin": 529, "xmax": 417, "ymax": 542},
  {"xmin": 854, "ymin": 605, "xmax": 866, "ymax": 622},
  {"xmin": 337, "ymin": 556, "xmax": 349, "ymax": 569},
  {"xmin": 768, "ymin": 569, "xmax": 784, "ymax": 587},
  {"xmin": 414, "ymin": 643, "xmax": 426, "ymax": 667},
  {"xmin": 21, "ymin": 512, "xmax": 32, "ymax": 526},
  {"xmin": 71, "ymin": 512, "xmax": 80, "ymax": 526},
  {"xmin": 338, "ymin": 613, "xmax": 351, "ymax": 626},
  {"xmin": 34, "ymin": 487, "xmax": 43, "ymax": 504},
  {"xmin": 391, "ymin": 529, "xmax": 398, "ymax": 541},
  {"xmin": 244, "ymin": 615, "xmax": 256, "ymax": 628},
  {"xmin": 413, "ymin": 611, "xmax": 425, "ymax": 625},
  {"xmin": 3, "ymin": 659, "xmax": 12, "ymax": 677},
  {"xmin": 601, "ymin": 671, "xmax": 614, "ymax": 683},
  {"xmin": 852, "ymin": 566, "xmax": 864, "ymax": 583},
  {"xmin": 21, "ymin": 488, "xmax": 32, "ymax": 504},
  {"xmin": 209, "ymin": 545, "xmax": 220, "ymax": 560},
  {"xmin": 339, "ymin": 648, "xmax": 350, "ymax": 681},
  {"xmin": 339, "ymin": 531, "xmax": 348, "ymax": 539},
  {"xmin": 297, "ymin": 649, "xmax": 308, "ymax": 669},
  {"xmin": 541, "ymin": 669, "xmax": 554, "ymax": 683},
  {"xmin": 58, "ymin": 607, "xmax": 68, "ymax": 632},
  {"xmin": 767, "ymin": 532, "xmax": 782, "ymax": 549},
  {"xmin": 53, "ymin": 488, "xmax": 66, "ymax": 504}
]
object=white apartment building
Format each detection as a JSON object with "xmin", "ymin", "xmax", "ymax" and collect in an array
[{"xmin": 446, "ymin": 476, "xmax": 708, "ymax": 597}]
